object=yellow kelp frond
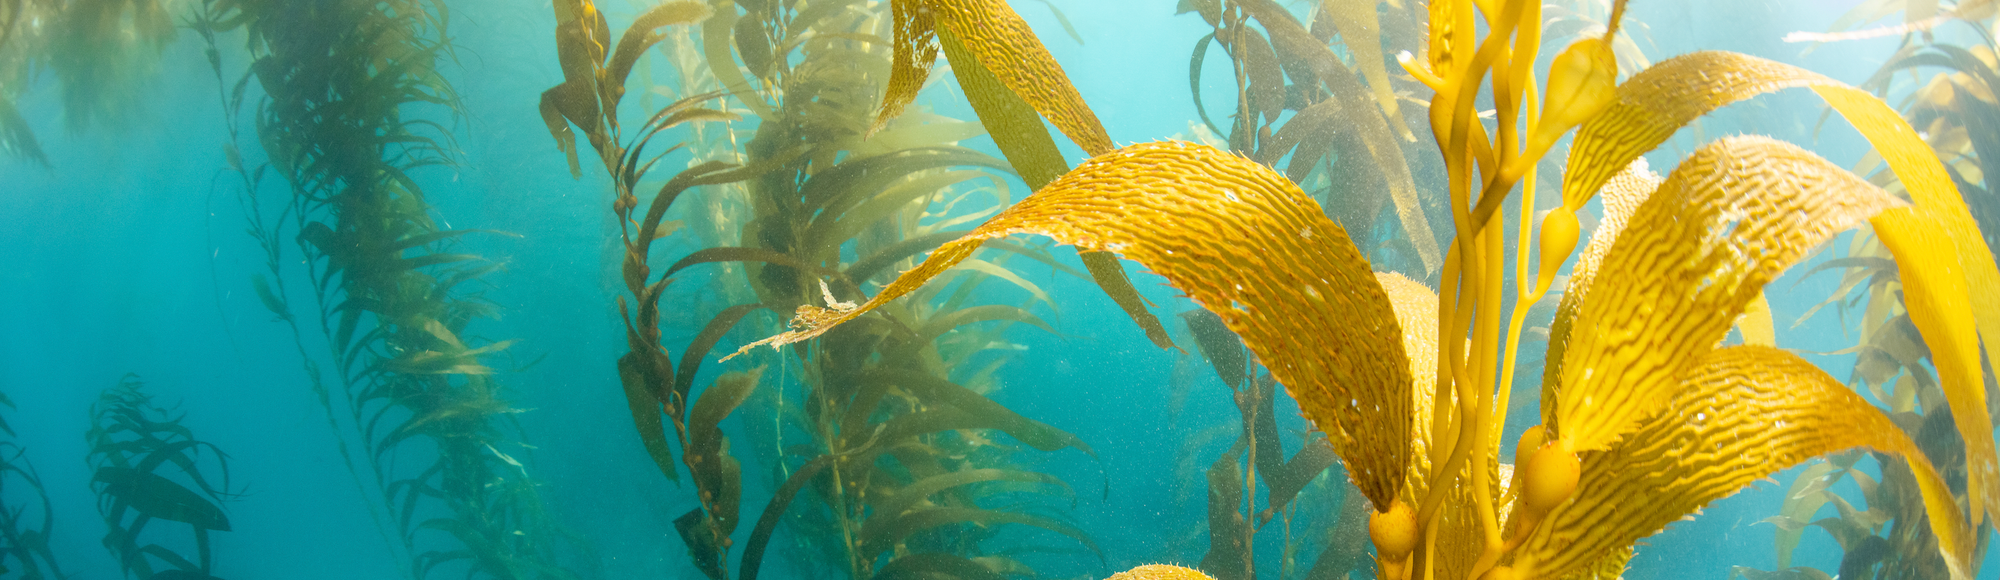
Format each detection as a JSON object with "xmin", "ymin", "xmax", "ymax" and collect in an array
[
  {"xmin": 1554, "ymin": 136, "xmax": 1903, "ymax": 451},
  {"xmin": 1814, "ymin": 80, "xmax": 2000, "ymax": 524},
  {"xmin": 1561, "ymin": 51, "xmax": 1838, "ymax": 211},
  {"xmin": 729, "ymin": 141, "xmax": 1414, "ymax": 509},
  {"xmin": 1511, "ymin": 346, "xmax": 1973, "ymax": 580},
  {"xmin": 1540, "ymin": 158, "xmax": 1658, "ymax": 429},
  {"xmin": 1105, "ymin": 565, "xmax": 1216, "ymax": 580},
  {"xmin": 874, "ymin": 0, "xmax": 1112, "ymax": 155},
  {"xmin": 1554, "ymin": 47, "xmax": 2000, "ymax": 523},
  {"xmin": 1378, "ymin": 272, "xmax": 1441, "ymax": 508}
]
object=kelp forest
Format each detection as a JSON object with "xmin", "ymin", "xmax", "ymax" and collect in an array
[{"xmin": 6, "ymin": 0, "xmax": 2000, "ymax": 579}]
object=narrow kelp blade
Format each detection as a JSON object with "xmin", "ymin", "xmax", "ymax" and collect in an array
[
  {"xmin": 1514, "ymin": 346, "xmax": 1973, "ymax": 580},
  {"xmin": 1554, "ymin": 136, "xmax": 1903, "ymax": 452},
  {"xmin": 727, "ymin": 141, "xmax": 1414, "ymax": 511},
  {"xmin": 1559, "ymin": 51, "xmax": 2000, "ymax": 522},
  {"xmin": 93, "ymin": 467, "xmax": 231, "ymax": 532},
  {"xmin": 875, "ymin": 0, "xmax": 1112, "ymax": 156}
]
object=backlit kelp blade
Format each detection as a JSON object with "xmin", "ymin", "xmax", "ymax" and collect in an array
[
  {"xmin": 1516, "ymin": 346, "xmax": 1972, "ymax": 580},
  {"xmin": 1555, "ymin": 50, "xmax": 2000, "ymax": 526},
  {"xmin": 873, "ymin": 0, "xmax": 1109, "ymax": 155},
  {"xmin": 1553, "ymin": 136, "xmax": 1904, "ymax": 450},
  {"xmin": 728, "ymin": 141, "xmax": 1416, "ymax": 515}
]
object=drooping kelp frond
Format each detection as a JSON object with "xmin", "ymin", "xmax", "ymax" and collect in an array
[
  {"xmin": 729, "ymin": 141, "xmax": 1416, "ymax": 515},
  {"xmin": 86, "ymin": 374, "xmax": 235, "ymax": 580},
  {"xmin": 0, "ymin": 391, "xmax": 68, "ymax": 580},
  {"xmin": 1544, "ymin": 50, "xmax": 2000, "ymax": 531},
  {"xmin": 736, "ymin": 0, "xmax": 2000, "ymax": 577}
]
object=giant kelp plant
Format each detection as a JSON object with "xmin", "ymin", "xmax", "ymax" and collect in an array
[
  {"xmin": 194, "ymin": 0, "xmax": 578, "ymax": 577},
  {"xmin": 85, "ymin": 375, "xmax": 235, "ymax": 580},
  {"xmin": 734, "ymin": 0, "xmax": 2000, "ymax": 579},
  {"xmin": 539, "ymin": 1, "xmax": 1101, "ymax": 579}
]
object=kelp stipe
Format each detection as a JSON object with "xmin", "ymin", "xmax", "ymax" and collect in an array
[
  {"xmin": 196, "ymin": 0, "xmax": 580, "ymax": 577},
  {"xmin": 539, "ymin": 2, "xmax": 1099, "ymax": 579},
  {"xmin": 746, "ymin": 0, "xmax": 2000, "ymax": 579},
  {"xmin": 0, "ymin": 390, "xmax": 67, "ymax": 579},
  {"xmin": 86, "ymin": 374, "xmax": 234, "ymax": 580}
]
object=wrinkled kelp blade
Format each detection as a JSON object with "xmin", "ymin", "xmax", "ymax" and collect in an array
[
  {"xmin": 1375, "ymin": 271, "xmax": 1440, "ymax": 507},
  {"xmin": 730, "ymin": 141, "xmax": 1412, "ymax": 510},
  {"xmin": 872, "ymin": 0, "xmax": 941, "ymax": 137},
  {"xmin": 1568, "ymin": 49, "xmax": 2000, "ymax": 522},
  {"xmin": 1517, "ymin": 346, "xmax": 1972, "ymax": 580},
  {"xmin": 1540, "ymin": 160, "xmax": 1659, "ymax": 429},
  {"xmin": 1555, "ymin": 137, "xmax": 1902, "ymax": 451},
  {"xmin": 924, "ymin": 0, "xmax": 1113, "ymax": 155}
]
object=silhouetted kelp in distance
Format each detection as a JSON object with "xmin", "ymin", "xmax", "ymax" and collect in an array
[
  {"xmin": 539, "ymin": 1, "xmax": 1103, "ymax": 579},
  {"xmin": 86, "ymin": 375, "xmax": 235, "ymax": 580},
  {"xmin": 0, "ymin": 389, "xmax": 67, "ymax": 580},
  {"xmin": 733, "ymin": 0, "xmax": 2000, "ymax": 579},
  {"xmin": 193, "ymin": 0, "xmax": 580, "ymax": 578}
]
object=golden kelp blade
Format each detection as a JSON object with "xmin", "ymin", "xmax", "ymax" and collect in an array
[
  {"xmin": 1560, "ymin": 51, "xmax": 1839, "ymax": 210},
  {"xmin": 877, "ymin": 0, "xmax": 1112, "ymax": 155},
  {"xmin": 1377, "ymin": 272, "xmax": 1441, "ymax": 508},
  {"xmin": 1813, "ymin": 83, "xmax": 2000, "ymax": 526},
  {"xmin": 1554, "ymin": 137, "xmax": 1903, "ymax": 452},
  {"xmin": 1513, "ymin": 346, "xmax": 1973, "ymax": 580},
  {"xmin": 1556, "ymin": 48, "xmax": 2000, "ymax": 524},
  {"xmin": 728, "ymin": 141, "xmax": 1413, "ymax": 509},
  {"xmin": 1105, "ymin": 565, "xmax": 1216, "ymax": 580},
  {"xmin": 1540, "ymin": 159, "xmax": 1659, "ymax": 429}
]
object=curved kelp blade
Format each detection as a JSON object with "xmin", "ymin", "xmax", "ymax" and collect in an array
[
  {"xmin": 877, "ymin": 0, "xmax": 1112, "ymax": 156},
  {"xmin": 1553, "ymin": 137, "xmax": 1903, "ymax": 452},
  {"xmin": 1375, "ymin": 271, "xmax": 1441, "ymax": 507},
  {"xmin": 1563, "ymin": 50, "xmax": 2000, "ymax": 520},
  {"xmin": 1515, "ymin": 346, "xmax": 1973, "ymax": 580},
  {"xmin": 93, "ymin": 467, "xmax": 231, "ymax": 531},
  {"xmin": 1539, "ymin": 160, "xmax": 1659, "ymax": 428},
  {"xmin": 727, "ymin": 141, "xmax": 1412, "ymax": 510}
]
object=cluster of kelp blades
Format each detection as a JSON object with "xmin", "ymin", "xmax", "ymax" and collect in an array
[
  {"xmin": 193, "ymin": 0, "xmax": 579, "ymax": 577},
  {"xmin": 1734, "ymin": 3, "xmax": 2000, "ymax": 579},
  {"xmin": 539, "ymin": 1, "xmax": 1104, "ymax": 579},
  {"xmin": 729, "ymin": 1, "xmax": 2000, "ymax": 580},
  {"xmin": 87, "ymin": 375, "xmax": 236, "ymax": 580},
  {"xmin": 0, "ymin": 375, "xmax": 238, "ymax": 580}
]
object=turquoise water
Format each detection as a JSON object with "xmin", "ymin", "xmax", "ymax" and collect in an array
[{"xmin": 1, "ymin": 1, "xmax": 1992, "ymax": 579}]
